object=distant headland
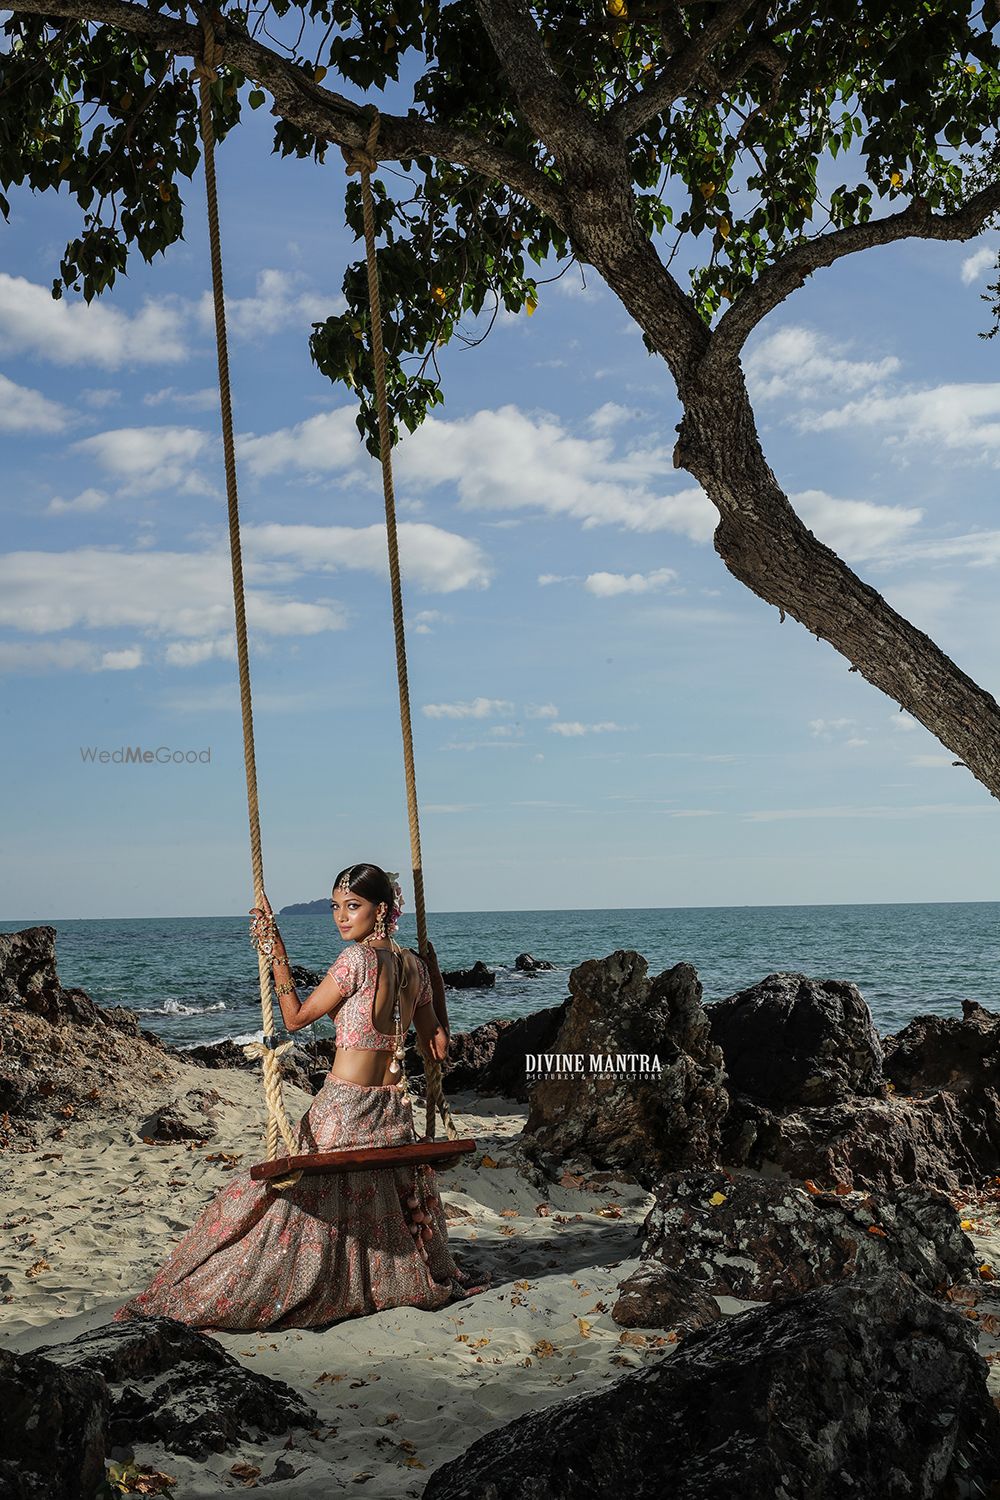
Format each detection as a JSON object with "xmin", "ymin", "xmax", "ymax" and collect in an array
[{"xmin": 278, "ymin": 899, "xmax": 331, "ymax": 915}]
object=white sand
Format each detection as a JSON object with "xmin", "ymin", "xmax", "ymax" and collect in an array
[{"xmin": 2, "ymin": 1061, "xmax": 998, "ymax": 1497}]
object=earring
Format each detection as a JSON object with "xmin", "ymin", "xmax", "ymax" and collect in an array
[{"xmin": 373, "ymin": 906, "xmax": 387, "ymax": 940}]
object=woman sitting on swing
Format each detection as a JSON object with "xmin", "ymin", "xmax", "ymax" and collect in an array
[{"xmin": 113, "ymin": 862, "xmax": 490, "ymax": 1332}]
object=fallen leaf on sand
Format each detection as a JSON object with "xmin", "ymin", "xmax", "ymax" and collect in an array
[
  {"xmin": 229, "ymin": 1463, "xmax": 261, "ymax": 1484},
  {"xmin": 532, "ymin": 1339, "xmax": 558, "ymax": 1359},
  {"xmin": 534, "ymin": 1204, "xmax": 551, "ymax": 1217},
  {"xmin": 578, "ymin": 1318, "xmax": 592, "ymax": 1337},
  {"xmin": 25, "ymin": 1259, "xmax": 50, "ymax": 1278},
  {"xmin": 597, "ymin": 1204, "xmax": 623, "ymax": 1218},
  {"xmin": 803, "ymin": 1180, "xmax": 821, "ymax": 1194},
  {"xmin": 480, "ymin": 1155, "xmax": 500, "ymax": 1168},
  {"xmin": 500, "ymin": 1208, "xmax": 518, "ymax": 1218},
  {"xmin": 867, "ymin": 1225, "xmax": 888, "ymax": 1238},
  {"xmin": 708, "ymin": 1192, "xmax": 727, "ymax": 1207},
  {"xmin": 619, "ymin": 1331, "xmax": 648, "ymax": 1349},
  {"xmin": 980, "ymin": 1264, "xmax": 996, "ymax": 1281},
  {"xmin": 560, "ymin": 1172, "xmax": 585, "ymax": 1189}
]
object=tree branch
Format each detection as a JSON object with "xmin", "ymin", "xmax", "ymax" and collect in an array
[
  {"xmin": 710, "ymin": 183, "xmax": 1000, "ymax": 366},
  {"xmin": 470, "ymin": 0, "xmax": 595, "ymax": 156},
  {"xmin": 2, "ymin": 0, "xmax": 567, "ymax": 224},
  {"xmin": 608, "ymin": 0, "xmax": 760, "ymax": 139}
]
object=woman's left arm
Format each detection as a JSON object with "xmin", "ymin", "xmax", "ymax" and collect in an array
[{"xmin": 250, "ymin": 894, "xmax": 347, "ymax": 1033}]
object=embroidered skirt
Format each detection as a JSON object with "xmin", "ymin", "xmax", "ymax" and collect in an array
[{"xmin": 113, "ymin": 1075, "xmax": 478, "ymax": 1332}]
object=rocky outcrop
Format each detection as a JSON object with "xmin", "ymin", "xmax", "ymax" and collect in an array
[
  {"xmin": 631, "ymin": 1169, "xmax": 976, "ymax": 1305},
  {"xmin": 441, "ymin": 961, "xmax": 496, "ymax": 989},
  {"xmin": 36, "ymin": 1315, "xmax": 317, "ymax": 1460},
  {"xmin": 706, "ymin": 971, "xmax": 885, "ymax": 1106},
  {"xmin": 883, "ymin": 999, "xmax": 1000, "ymax": 1098},
  {"xmin": 515, "ymin": 953, "xmax": 555, "ymax": 973},
  {"xmin": 0, "ymin": 1345, "xmax": 108, "ymax": 1499},
  {"xmin": 521, "ymin": 953, "xmax": 728, "ymax": 1188},
  {"xmin": 721, "ymin": 1088, "xmax": 996, "ymax": 1193},
  {"xmin": 421, "ymin": 1270, "xmax": 1000, "ymax": 1499},
  {"xmin": 403, "ymin": 1003, "xmax": 569, "ymax": 1103},
  {"xmin": 0, "ymin": 926, "xmax": 187, "ymax": 1147}
]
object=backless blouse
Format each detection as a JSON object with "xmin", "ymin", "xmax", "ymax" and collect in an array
[{"xmin": 325, "ymin": 943, "xmax": 434, "ymax": 1051}]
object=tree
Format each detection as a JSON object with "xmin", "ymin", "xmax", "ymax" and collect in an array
[{"xmin": 3, "ymin": 0, "xmax": 1000, "ymax": 790}]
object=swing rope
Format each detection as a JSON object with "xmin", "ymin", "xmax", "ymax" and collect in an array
[
  {"xmin": 194, "ymin": 22, "xmax": 459, "ymax": 1162},
  {"xmin": 194, "ymin": 16, "xmax": 300, "ymax": 1173},
  {"xmin": 342, "ymin": 112, "xmax": 461, "ymax": 1148}
]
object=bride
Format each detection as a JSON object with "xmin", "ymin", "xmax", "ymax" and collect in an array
[{"xmin": 114, "ymin": 862, "xmax": 489, "ymax": 1332}]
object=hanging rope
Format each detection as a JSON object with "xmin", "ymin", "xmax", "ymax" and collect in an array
[
  {"xmin": 194, "ymin": 15, "xmax": 300, "ymax": 1182},
  {"xmin": 343, "ymin": 115, "xmax": 460, "ymax": 1148}
]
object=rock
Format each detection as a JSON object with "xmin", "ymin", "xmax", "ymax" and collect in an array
[
  {"xmin": 418, "ymin": 1003, "xmax": 569, "ymax": 1102},
  {"xmin": 722, "ymin": 1090, "xmax": 996, "ymax": 1193},
  {"xmin": 182, "ymin": 1039, "xmax": 257, "ymax": 1071},
  {"xmin": 0, "ymin": 926, "xmax": 184, "ymax": 1146},
  {"xmin": 0, "ymin": 1345, "xmax": 108, "ymax": 1499},
  {"xmin": 611, "ymin": 1264, "xmax": 722, "ymax": 1332},
  {"xmin": 36, "ymin": 1315, "xmax": 318, "ymax": 1461},
  {"xmin": 515, "ymin": 953, "xmax": 555, "ymax": 973},
  {"xmin": 707, "ymin": 971, "xmax": 885, "ymax": 1107},
  {"xmin": 521, "ymin": 953, "xmax": 728, "ymax": 1188},
  {"xmin": 883, "ymin": 999, "xmax": 1000, "ymax": 1098},
  {"xmin": 420, "ymin": 1270, "xmax": 1000, "ymax": 1500},
  {"xmin": 138, "ymin": 1096, "xmax": 217, "ymax": 1144},
  {"xmin": 289, "ymin": 964, "xmax": 323, "ymax": 990},
  {"xmin": 635, "ymin": 1169, "xmax": 977, "ymax": 1302},
  {"xmin": 441, "ymin": 961, "xmax": 495, "ymax": 989}
]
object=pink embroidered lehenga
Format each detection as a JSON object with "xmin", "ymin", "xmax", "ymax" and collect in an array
[{"xmin": 114, "ymin": 944, "xmax": 485, "ymax": 1332}]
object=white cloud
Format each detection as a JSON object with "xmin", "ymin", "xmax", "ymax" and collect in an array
[
  {"xmin": 549, "ymin": 720, "xmax": 627, "ymax": 736},
  {"xmin": 0, "ymin": 374, "xmax": 69, "ymax": 433},
  {"xmin": 237, "ymin": 407, "xmax": 363, "ymax": 478},
  {"xmin": 100, "ymin": 647, "xmax": 143, "ymax": 670},
  {"xmin": 0, "ymin": 546, "xmax": 347, "ymax": 645},
  {"xmin": 236, "ymin": 402, "xmax": 719, "ymax": 542},
  {"xmin": 744, "ymin": 803, "xmax": 979, "ymax": 822},
  {"xmin": 163, "ymin": 637, "xmax": 237, "ymax": 667},
  {"xmin": 144, "ymin": 387, "xmax": 218, "ymax": 411},
  {"xmin": 802, "ymin": 383, "xmax": 1000, "ymax": 462},
  {"xmin": 745, "ymin": 325, "xmax": 900, "ymax": 403},
  {"xmin": 76, "ymin": 426, "xmax": 212, "ymax": 496},
  {"xmin": 0, "ymin": 639, "xmax": 101, "ymax": 673},
  {"xmin": 960, "ymin": 246, "xmax": 998, "ymax": 286},
  {"xmin": 45, "ymin": 489, "xmax": 109, "ymax": 516},
  {"xmin": 890, "ymin": 713, "xmax": 918, "ymax": 733},
  {"xmin": 199, "ymin": 269, "xmax": 345, "ymax": 341},
  {"xmin": 0, "ymin": 274, "xmax": 187, "ymax": 367},
  {"xmin": 242, "ymin": 521, "xmax": 492, "ymax": 594},
  {"xmin": 538, "ymin": 573, "xmax": 570, "ymax": 585},
  {"xmin": 526, "ymin": 703, "xmax": 559, "ymax": 718},
  {"xmin": 412, "ymin": 609, "xmax": 449, "ymax": 635},
  {"xmin": 808, "ymin": 717, "xmax": 856, "ymax": 740},
  {"xmin": 793, "ymin": 490, "xmax": 923, "ymax": 562},
  {"xmin": 422, "ymin": 697, "xmax": 513, "ymax": 719},
  {"xmin": 81, "ymin": 388, "xmax": 120, "ymax": 409},
  {"xmin": 398, "ymin": 407, "xmax": 718, "ymax": 541},
  {"xmin": 586, "ymin": 402, "xmax": 633, "ymax": 434},
  {"xmin": 584, "ymin": 567, "xmax": 678, "ymax": 597}
]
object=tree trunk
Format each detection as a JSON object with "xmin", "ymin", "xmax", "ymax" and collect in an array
[{"xmin": 674, "ymin": 368, "xmax": 1000, "ymax": 801}]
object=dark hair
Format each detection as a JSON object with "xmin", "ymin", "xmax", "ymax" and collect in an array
[{"xmin": 332, "ymin": 862, "xmax": 394, "ymax": 913}]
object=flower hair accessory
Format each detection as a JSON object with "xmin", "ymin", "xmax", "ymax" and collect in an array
[{"xmin": 388, "ymin": 877, "xmax": 404, "ymax": 935}]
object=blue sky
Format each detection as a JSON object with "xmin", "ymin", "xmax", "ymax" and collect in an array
[{"xmin": 2, "ymin": 95, "xmax": 999, "ymax": 919}]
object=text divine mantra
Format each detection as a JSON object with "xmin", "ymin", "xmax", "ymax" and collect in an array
[{"xmin": 525, "ymin": 1054, "xmax": 662, "ymax": 1073}]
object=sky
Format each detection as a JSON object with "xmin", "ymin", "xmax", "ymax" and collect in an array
[{"xmin": 2, "ymin": 75, "xmax": 1000, "ymax": 919}]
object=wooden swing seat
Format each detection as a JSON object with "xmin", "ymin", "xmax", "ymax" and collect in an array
[{"xmin": 250, "ymin": 1138, "xmax": 477, "ymax": 1179}]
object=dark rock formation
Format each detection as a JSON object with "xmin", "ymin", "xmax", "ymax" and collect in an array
[
  {"xmin": 0, "ymin": 1345, "xmax": 108, "ymax": 1499},
  {"xmin": 883, "ymin": 999, "xmax": 1000, "ymax": 1098},
  {"xmin": 441, "ymin": 961, "xmax": 496, "ymax": 989},
  {"xmin": 138, "ymin": 1089, "xmax": 221, "ymax": 1144},
  {"xmin": 421, "ymin": 1270, "xmax": 1000, "ymax": 1500},
  {"xmin": 633, "ymin": 1169, "xmax": 976, "ymax": 1304},
  {"xmin": 721, "ymin": 1090, "xmax": 995, "ymax": 1194},
  {"xmin": 521, "ymin": 953, "xmax": 728, "ymax": 1188},
  {"xmin": 611, "ymin": 1265, "xmax": 722, "ymax": 1332},
  {"xmin": 515, "ymin": 953, "xmax": 555, "ymax": 973},
  {"xmin": 36, "ymin": 1315, "xmax": 317, "ymax": 1461},
  {"xmin": 0, "ymin": 927, "xmax": 185, "ymax": 1146},
  {"xmin": 706, "ymin": 971, "xmax": 885, "ymax": 1107},
  {"xmin": 403, "ymin": 1002, "xmax": 568, "ymax": 1103}
]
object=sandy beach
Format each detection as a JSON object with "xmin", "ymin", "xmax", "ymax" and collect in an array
[{"xmin": 4, "ymin": 1046, "xmax": 1000, "ymax": 1496}]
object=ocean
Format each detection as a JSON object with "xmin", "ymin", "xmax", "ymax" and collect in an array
[{"xmin": 1, "ymin": 902, "xmax": 997, "ymax": 1050}]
